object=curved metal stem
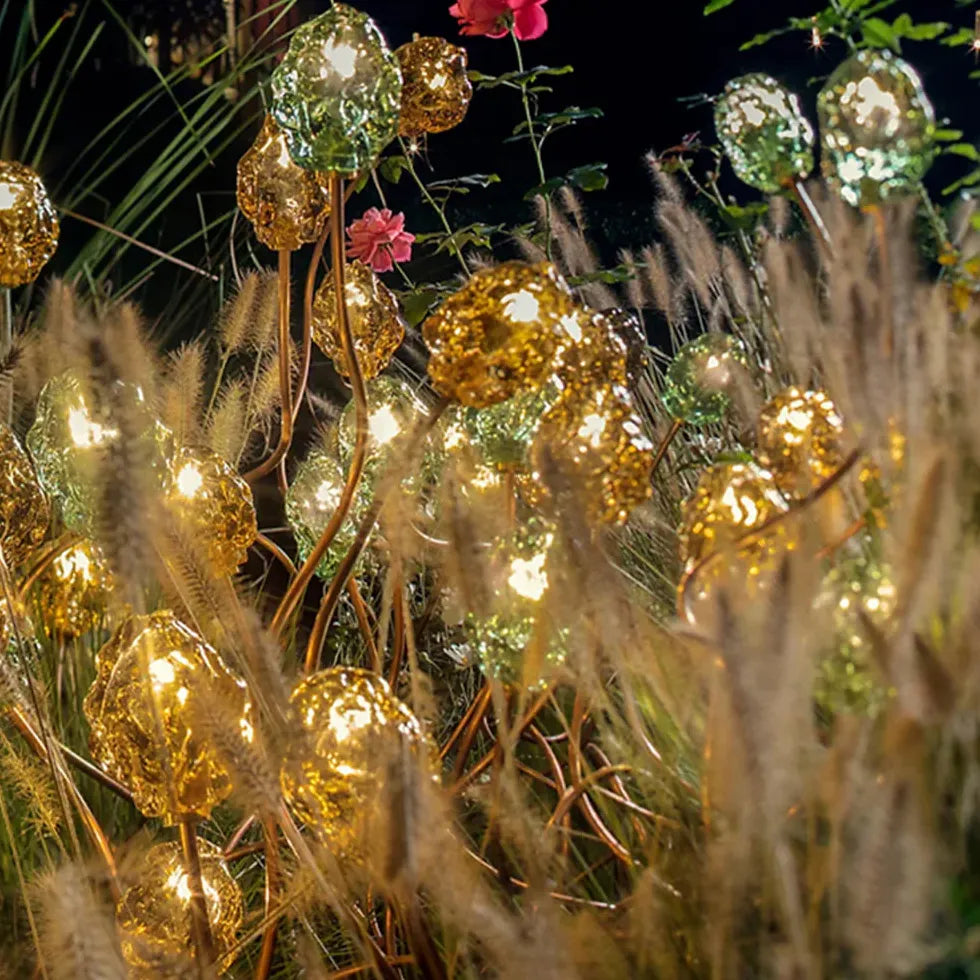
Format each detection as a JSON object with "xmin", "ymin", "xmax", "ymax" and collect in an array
[
  {"xmin": 244, "ymin": 250, "xmax": 293, "ymax": 483},
  {"xmin": 253, "ymin": 532, "xmax": 297, "ymax": 578},
  {"xmin": 178, "ymin": 817, "xmax": 216, "ymax": 971},
  {"xmin": 272, "ymin": 175, "xmax": 370, "ymax": 643}
]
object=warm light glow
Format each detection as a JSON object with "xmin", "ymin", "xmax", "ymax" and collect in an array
[
  {"xmin": 368, "ymin": 404, "xmax": 402, "ymax": 446},
  {"xmin": 67, "ymin": 407, "xmax": 115, "ymax": 448},
  {"xmin": 849, "ymin": 76, "xmax": 901, "ymax": 132},
  {"xmin": 721, "ymin": 485, "xmax": 760, "ymax": 526},
  {"xmin": 54, "ymin": 546, "xmax": 94, "ymax": 582},
  {"xmin": 149, "ymin": 658, "xmax": 177, "ymax": 689},
  {"xmin": 559, "ymin": 314, "xmax": 583, "ymax": 342},
  {"xmin": 501, "ymin": 289, "xmax": 540, "ymax": 324},
  {"xmin": 428, "ymin": 71, "xmax": 448, "ymax": 90},
  {"xmin": 0, "ymin": 182, "xmax": 17, "ymax": 210},
  {"xmin": 313, "ymin": 479, "xmax": 341, "ymax": 510},
  {"xmin": 320, "ymin": 40, "xmax": 358, "ymax": 79},
  {"xmin": 508, "ymin": 540, "xmax": 552, "ymax": 602},
  {"xmin": 175, "ymin": 462, "xmax": 204, "ymax": 498},
  {"xmin": 165, "ymin": 866, "xmax": 220, "ymax": 908},
  {"xmin": 577, "ymin": 412, "xmax": 607, "ymax": 449}
]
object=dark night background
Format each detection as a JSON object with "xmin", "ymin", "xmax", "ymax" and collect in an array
[{"xmin": 2, "ymin": 0, "xmax": 976, "ymax": 320}]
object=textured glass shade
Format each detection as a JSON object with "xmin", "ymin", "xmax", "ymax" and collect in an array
[
  {"xmin": 463, "ymin": 383, "xmax": 558, "ymax": 470},
  {"xmin": 270, "ymin": 4, "xmax": 402, "ymax": 175},
  {"xmin": 312, "ymin": 260, "xmax": 405, "ymax": 380},
  {"xmin": 396, "ymin": 36, "xmax": 472, "ymax": 136},
  {"xmin": 32, "ymin": 538, "xmax": 112, "ymax": 637},
  {"xmin": 280, "ymin": 667, "xmax": 432, "ymax": 852},
  {"xmin": 166, "ymin": 446, "xmax": 257, "ymax": 577},
  {"xmin": 83, "ymin": 611, "xmax": 251, "ymax": 822},
  {"xmin": 423, "ymin": 262, "xmax": 579, "ymax": 408},
  {"xmin": 236, "ymin": 115, "xmax": 331, "ymax": 250},
  {"xmin": 756, "ymin": 387, "xmax": 846, "ymax": 497},
  {"xmin": 0, "ymin": 160, "xmax": 59, "ymax": 287},
  {"xmin": 661, "ymin": 334, "xmax": 750, "ymax": 425},
  {"xmin": 818, "ymin": 49, "xmax": 935, "ymax": 207},
  {"xmin": 715, "ymin": 74, "xmax": 814, "ymax": 193},
  {"xmin": 117, "ymin": 839, "xmax": 244, "ymax": 978},
  {"xmin": 0, "ymin": 425, "xmax": 49, "ymax": 568}
]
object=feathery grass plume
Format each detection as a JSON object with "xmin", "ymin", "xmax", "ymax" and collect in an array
[
  {"xmin": 0, "ymin": 731, "xmax": 63, "ymax": 842},
  {"xmin": 33, "ymin": 864, "xmax": 127, "ymax": 980},
  {"xmin": 161, "ymin": 341, "xmax": 206, "ymax": 447},
  {"xmin": 218, "ymin": 269, "xmax": 260, "ymax": 355},
  {"xmin": 207, "ymin": 377, "xmax": 248, "ymax": 462},
  {"xmin": 246, "ymin": 268, "xmax": 282, "ymax": 353}
]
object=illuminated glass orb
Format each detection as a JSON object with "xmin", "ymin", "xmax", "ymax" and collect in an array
[
  {"xmin": 661, "ymin": 334, "xmax": 750, "ymax": 426},
  {"xmin": 463, "ymin": 382, "xmax": 559, "ymax": 470},
  {"xmin": 678, "ymin": 461, "xmax": 790, "ymax": 573},
  {"xmin": 284, "ymin": 447, "xmax": 373, "ymax": 581},
  {"xmin": 26, "ymin": 372, "xmax": 172, "ymax": 533},
  {"xmin": 166, "ymin": 447, "xmax": 257, "ymax": 577},
  {"xmin": 817, "ymin": 49, "xmax": 935, "ymax": 208},
  {"xmin": 532, "ymin": 384, "xmax": 654, "ymax": 525},
  {"xmin": 270, "ymin": 4, "xmax": 402, "ymax": 175},
  {"xmin": 312, "ymin": 260, "xmax": 405, "ymax": 380},
  {"xmin": 116, "ymin": 839, "xmax": 244, "ymax": 978},
  {"xmin": 32, "ymin": 539, "xmax": 112, "ymax": 636},
  {"xmin": 83, "ymin": 611, "xmax": 250, "ymax": 822},
  {"xmin": 0, "ymin": 161, "xmax": 59, "ymax": 287},
  {"xmin": 815, "ymin": 552, "xmax": 894, "ymax": 717},
  {"xmin": 715, "ymin": 74, "xmax": 815, "ymax": 193},
  {"xmin": 0, "ymin": 425, "xmax": 49, "ymax": 568},
  {"xmin": 423, "ymin": 261, "xmax": 580, "ymax": 408},
  {"xmin": 756, "ymin": 387, "xmax": 846, "ymax": 497},
  {"xmin": 601, "ymin": 307, "xmax": 649, "ymax": 386},
  {"xmin": 337, "ymin": 374, "xmax": 432, "ymax": 487},
  {"xmin": 280, "ymin": 666, "xmax": 432, "ymax": 852},
  {"xmin": 553, "ymin": 309, "xmax": 630, "ymax": 394},
  {"xmin": 236, "ymin": 115, "xmax": 331, "ymax": 251},
  {"xmin": 464, "ymin": 519, "xmax": 566, "ymax": 688},
  {"xmin": 395, "ymin": 36, "xmax": 472, "ymax": 136}
]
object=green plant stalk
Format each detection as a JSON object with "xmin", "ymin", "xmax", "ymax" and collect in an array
[
  {"xmin": 511, "ymin": 29, "xmax": 553, "ymax": 260},
  {"xmin": 397, "ymin": 137, "xmax": 471, "ymax": 277}
]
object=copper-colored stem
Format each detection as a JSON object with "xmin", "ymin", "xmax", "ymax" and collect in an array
[
  {"xmin": 244, "ymin": 250, "xmax": 293, "ymax": 484},
  {"xmin": 450, "ymin": 684, "xmax": 494, "ymax": 782},
  {"xmin": 1, "ymin": 287, "xmax": 11, "ymax": 423},
  {"xmin": 8, "ymin": 705, "xmax": 122, "ymax": 899},
  {"xmin": 347, "ymin": 577, "xmax": 381, "ymax": 672},
  {"xmin": 223, "ymin": 814, "xmax": 255, "ymax": 859},
  {"xmin": 253, "ymin": 532, "xmax": 297, "ymax": 577},
  {"xmin": 303, "ymin": 399, "xmax": 450, "ymax": 673},
  {"xmin": 678, "ymin": 448, "xmax": 862, "ymax": 624},
  {"xmin": 178, "ymin": 817, "xmax": 216, "ymax": 972},
  {"xmin": 528, "ymin": 724, "xmax": 570, "ymax": 857},
  {"xmin": 439, "ymin": 682, "xmax": 491, "ymax": 761},
  {"xmin": 19, "ymin": 532, "xmax": 82, "ymax": 596},
  {"xmin": 58, "ymin": 739, "xmax": 134, "ymax": 803},
  {"xmin": 788, "ymin": 179, "xmax": 835, "ymax": 259},
  {"xmin": 651, "ymin": 418, "xmax": 682, "ymax": 479},
  {"xmin": 272, "ymin": 174, "xmax": 370, "ymax": 643},
  {"xmin": 325, "ymin": 956, "xmax": 415, "ymax": 980},
  {"xmin": 547, "ymin": 764, "xmax": 633, "ymax": 829},
  {"xmin": 253, "ymin": 818, "xmax": 281, "ymax": 980}
]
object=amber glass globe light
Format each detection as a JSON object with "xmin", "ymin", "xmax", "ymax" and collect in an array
[
  {"xmin": 83, "ymin": 611, "xmax": 251, "ymax": 822},
  {"xmin": 116, "ymin": 839, "xmax": 244, "ymax": 978},
  {"xmin": 0, "ymin": 160, "xmax": 59, "ymax": 287},
  {"xmin": 236, "ymin": 115, "xmax": 331, "ymax": 251},
  {"xmin": 280, "ymin": 667, "xmax": 433, "ymax": 853},
  {"xmin": 396, "ymin": 36, "xmax": 473, "ymax": 136},
  {"xmin": 0, "ymin": 425, "xmax": 49, "ymax": 568},
  {"xmin": 166, "ymin": 446, "xmax": 257, "ymax": 577},
  {"xmin": 32, "ymin": 538, "xmax": 112, "ymax": 636}
]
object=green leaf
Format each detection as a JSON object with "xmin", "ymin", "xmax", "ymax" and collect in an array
[
  {"xmin": 378, "ymin": 155, "xmax": 407, "ymax": 185},
  {"xmin": 567, "ymin": 163, "xmax": 609, "ymax": 192},
  {"xmin": 400, "ymin": 288, "xmax": 440, "ymax": 327},
  {"xmin": 703, "ymin": 0, "xmax": 736, "ymax": 14},
  {"xmin": 861, "ymin": 17, "xmax": 900, "ymax": 51},
  {"xmin": 892, "ymin": 13, "xmax": 949, "ymax": 41},
  {"xmin": 720, "ymin": 201, "xmax": 769, "ymax": 231},
  {"xmin": 935, "ymin": 128, "xmax": 965, "ymax": 142},
  {"xmin": 941, "ymin": 27, "xmax": 975, "ymax": 47},
  {"xmin": 947, "ymin": 143, "xmax": 980, "ymax": 162},
  {"xmin": 524, "ymin": 177, "xmax": 564, "ymax": 200},
  {"xmin": 739, "ymin": 26, "xmax": 792, "ymax": 51}
]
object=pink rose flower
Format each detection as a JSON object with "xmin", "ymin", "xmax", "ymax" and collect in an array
[
  {"xmin": 346, "ymin": 208, "xmax": 415, "ymax": 273},
  {"xmin": 449, "ymin": 0, "xmax": 548, "ymax": 41}
]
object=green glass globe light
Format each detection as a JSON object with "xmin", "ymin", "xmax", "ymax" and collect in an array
[
  {"xmin": 26, "ymin": 372, "xmax": 172, "ymax": 533},
  {"xmin": 464, "ymin": 519, "xmax": 566, "ymax": 689},
  {"xmin": 270, "ymin": 4, "xmax": 402, "ymax": 175},
  {"xmin": 715, "ymin": 74, "xmax": 815, "ymax": 193},
  {"xmin": 817, "ymin": 49, "xmax": 935, "ymax": 208},
  {"xmin": 661, "ymin": 334, "xmax": 750, "ymax": 426},
  {"xmin": 284, "ymin": 447, "xmax": 373, "ymax": 581},
  {"xmin": 463, "ymin": 382, "xmax": 559, "ymax": 470},
  {"xmin": 337, "ymin": 374, "xmax": 435, "ymax": 488}
]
